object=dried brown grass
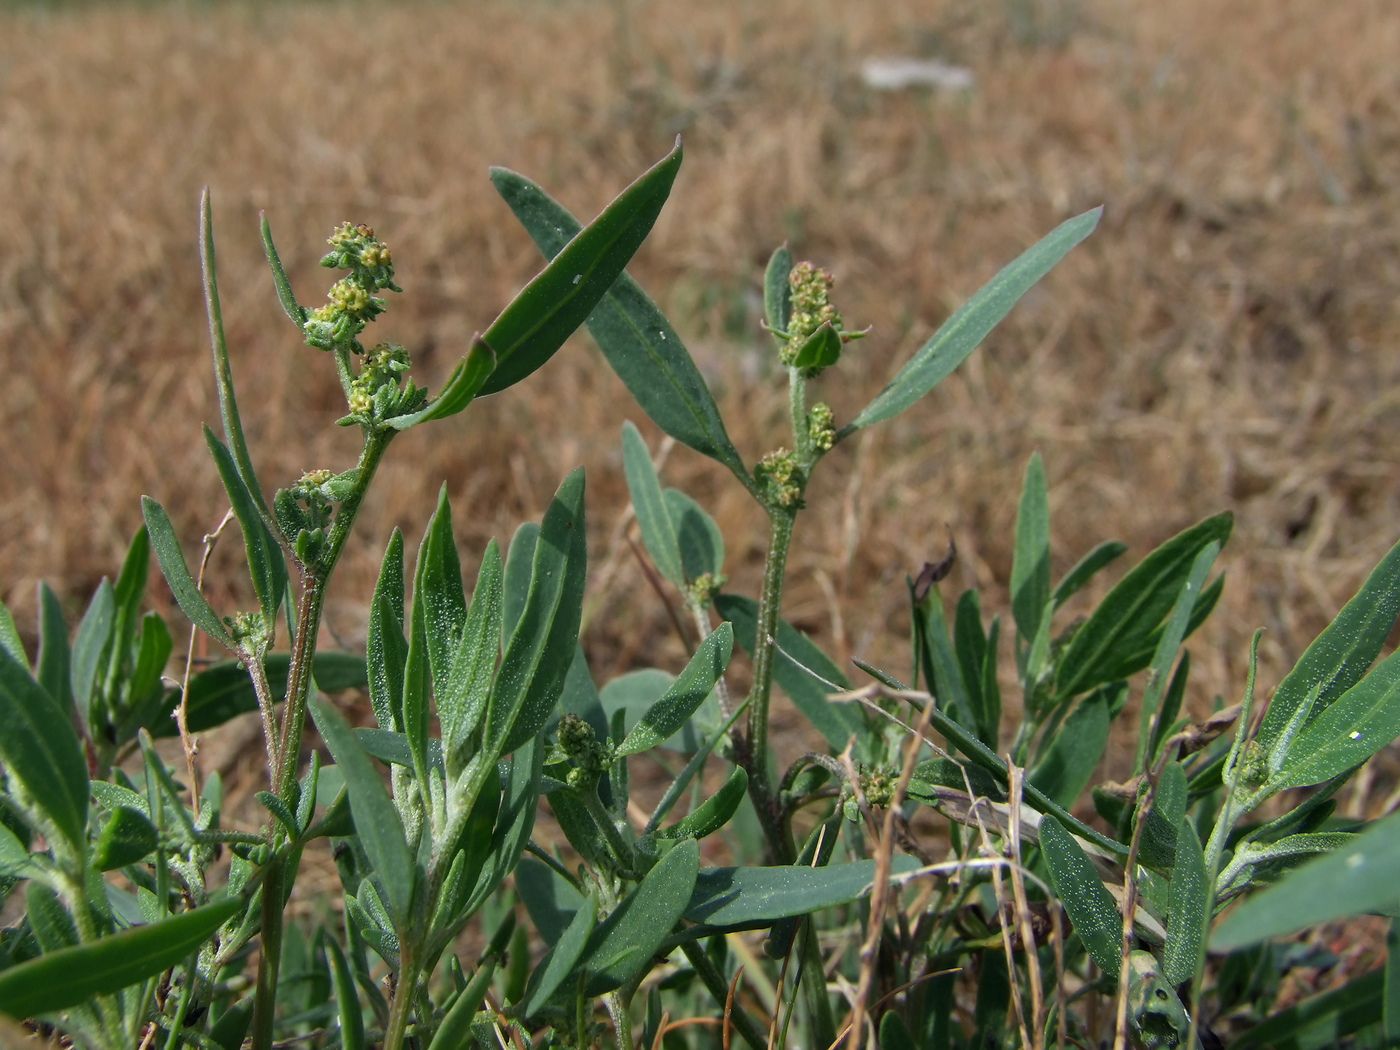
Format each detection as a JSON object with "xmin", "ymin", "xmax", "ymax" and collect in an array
[{"xmin": 1, "ymin": 0, "xmax": 1398, "ymax": 788}]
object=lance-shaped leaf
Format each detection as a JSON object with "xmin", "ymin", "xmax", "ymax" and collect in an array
[
  {"xmin": 1264, "ymin": 648, "xmax": 1400, "ymax": 793},
  {"xmin": 478, "ymin": 140, "xmax": 682, "ymax": 396},
  {"xmin": 205, "ymin": 427, "xmax": 287, "ymax": 623},
  {"xmin": 1040, "ymin": 815, "xmax": 1122, "ymax": 978},
  {"xmin": 311, "ymin": 698, "xmax": 415, "ymax": 925},
  {"xmin": 618, "ymin": 623, "xmax": 733, "ymax": 756},
  {"xmin": 490, "ymin": 152, "xmax": 747, "ymax": 481},
  {"xmin": 570, "ymin": 838, "xmax": 699, "ymax": 996},
  {"xmin": 1052, "ymin": 540, "xmax": 1127, "ymax": 607},
  {"xmin": 367, "ymin": 531, "xmax": 408, "ymax": 732},
  {"xmin": 1029, "ymin": 691, "xmax": 1110, "ymax": 809},
  {"xmin": 324, "ymin": 935, "xmax": 366, "ymax": 1050},
  {"xmin": 1011, "ymin": 453, "xmax": 1051, "ymax": 644},
  {"xmin": 844, "ymin": 207, "xmax": 1101, "ymax": 433},
  {"xmin": 1256, "ymin": 535, "xmax": 1400, "ymax": 757},
  {"xmin": 387, "ymin": 336, "xmax": 497, "ymax": 430},
  {"xmin": 519, "ymin": 893, "xmax": 598, "ymax": 1017},
  {"xmin": 764, "ymin": 245, "xmax": 792, "ymax": 333},
  {"xmin": 0, "ymin": 604, "xmax": 24, "ymax": 671},
  {"xmin": 414, "ymin": 486, "xmax": 468, "ymax": 713},
  {"xmin": 0, "ymin": 648, "xmax": 89, "ymax": 853},
  {"xmin": 439, "ymin": 540, "xmax": 503, "ymax": 780},
  {"xmin": 461, "ymin": 740, "xmax": 542, "ymax": 918},
  {"xmin": 260, "ymin": 213, "xmax": 308, "ymax": 329},
  {"xmin": 622, "ymin": 421, "xmax": 683, "ymax": 588},
  {"xmin": 665, "ymin": 489, "xmax": 724, "ymax": 582},
  {"xmin": 141, "ymin": 496, "xmax": 235, "ymax": 650},
  {"xmin": 681, "ymin": 855, "xmax": 923, "ymax": 929},
  {"xmin": 487, "ymin": 470, "xmax": 587, "ymax": 758},
  {"xmin": 0, "ymin": 897, "xmax": 242, "ymax": 1020},
  {"xmin": 1162, "ymin": 819, "xmax": 1208, "ymax": 986},
  {"xmin": 70, "ymin": 579, "xmax": 114, "ymax": 734},
  {"xmin": 1053, "ymin": 513, "xmax": 1232, "ymax": 702}
]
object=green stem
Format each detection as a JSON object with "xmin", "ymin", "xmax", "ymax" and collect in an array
[
  {"xmin": 383, "ymin": 954, "xmax": 422, "ymax": 1050},
  {"xmin": 744, "ymin": 508, "xmax": 796, "ymax": 862},
  {"xmin": 249, "ymin": 857, "xmax": 289, "ymax": 1050}
]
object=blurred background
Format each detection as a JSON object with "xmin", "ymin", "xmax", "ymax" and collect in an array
[{"xmin": 1, "ymin": 0, "xmax": 1397, "ymax": 799}]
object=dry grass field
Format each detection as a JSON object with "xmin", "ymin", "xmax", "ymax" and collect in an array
[{"xmin": 1, "ymin": 0, "xmax": 1398, "ymax": 805}]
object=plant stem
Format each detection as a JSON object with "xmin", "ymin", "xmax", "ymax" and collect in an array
[
  {"xmin": 383, "ymin": 955, "xmax": 421, "ymax": 1050},
  {"xmin": 743, "ymin": 508, "xmax": 796, "ymax": 862},
  {"xmin": 249, "ymin": 859, "xmax": 289, "ymax": 1050}
]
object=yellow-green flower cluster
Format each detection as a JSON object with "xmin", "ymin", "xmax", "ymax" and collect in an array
[
  {"xmin": 756, "ymin": 448, "xmax": 802, "ymax": 509},
  {"xmin": 303, "ymin": 222, "xmax": 400, "ymax": 354},
  {"xmin": 780, "ymin": 262, "xmax": 842, "ymax": 367},
  {"xmin": 808, "ymin": 402, "xmax": 835, "ymax": 451},
  {"xmin": 347, "ymin": 343, "xmax": 411, "ymax": 416},
  {"xmin": 685, "ymin": 571, "xmax": 728, "ymax": 606}
]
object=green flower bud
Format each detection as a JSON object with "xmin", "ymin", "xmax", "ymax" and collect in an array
[
  {"xmin": 808, "ymin": 402, "xmax": 835, "ymax": 451},
  {"xmin": 756, "ymin": 448, "xmax": 802, "ymax": 509}
]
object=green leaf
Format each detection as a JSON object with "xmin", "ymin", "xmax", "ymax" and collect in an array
[
  {"xmin": 1052, "ymin": 540, "xmax": 1127, "ymax": 608},
  {"xmin": 0, "ymin": 648, "xmax": 89, "ymax": 852},
  {"xmin": 479, "ymin": 140, "xmax": 683, "ymax": 396},
  {"xmin": 70, "ymin": 578, "xmax": 114, "ymax": 733},
  {"xmin": 259, "ymin": 213, "xmax": 308, "ymax": 328},
  {"xmin": 416, "ymin": 486, "xmax": 468, "ymax": 701},
  {"xmin": 664, "ymin": 489, "xmax": 724, "ymax": 582},
  {"xmin": 204, "ymin": 427, "xmax": 287, "ymax": 623},
  {"xmin": 622, "ymin": 421, "xmax": 684, "ymax": 588},
  {"xmin": 1040, "ymin": 815, "xmax": 1122, "ymax": 978},
  {"xmin": 1266, "ymin": 648, "xmax": 1400, "ymax": 793},
  {"xmin": 790, "ymin": 322, "xmax": 842, "ymax": 371},
  {"xmin": 1212, "ymin": 808, "xmax": 1400, "ymax": 950},
  {"xmin": 461, "ymin": 740, "xmax": 542, "ymax": 919},
  {"xmin": 324, "ymin": 935, "xmax": 366, "ymax": 1050},
  {"xmin": 1053, "ymin": 512, "xmax": 1232, "ymax": 701},
  {"xmin": 763, "ymin": 245, "xmax": 792, "ymax": 333},
  {"xmin": 1257, "ymin": 535, "xmax": 1400, "ymax": 758},
  {"xmin": 1028, "ymin": 692, "xmax": 1110, "ymax": 809},
  {"xmin": 310, "ymin": 698, "xmax": 415, "ymax": 925},
  {"xmin": 846, "ymin": 207, "xmax": 1101, "ymax": 432},
  {"xmin": 1229, "ymin": 968, "xmax": 1384, "ymax": 1050},
  {"xmin": 490, "ymin": 153, "xmax": 747, "ymax": 481},
  {"xmin": 488, "ymin": 469, "xmax": 587, "ymax": 758},
  {"xmin": 515, "ymin": 856, "xmax": 587, "ymax": 946},
  {"xmin": 879, "ymin": 1011, "xmax": 919, "ymax": 1050},
  {"xmin": 387, "ymin": 336, "xmax": 497, "ymax": 429},
  {"xmin": 141, "ymin": 496, "xmax": 235, "ymax": 650},
  {"xmin": 656, "ymin": 766, "xmax": 748, "ymax": 841},
  {"xmin": 571, "ymin": 838, "xmax": 699, "ymax": 996},
  {"xmin": 618, "ymin": 624, "xmax": 733, "ymax": 756},
  {"xmin": 1011, "ymin": 453, "xmax": 1051, "ymax": 644},
  {"xmin": 35, "ymin": 584, "xmax": 71, "ymax": 714},
  {"xmin": 429, "ymin": 957, "xmax": 496, "ymax": 1050},
  {"xmin": 715, "ymin": 592, "xmax": 863, "ymax": 751},
  {"xmin": 440, "ymin": 540, "xmax": 503, "ymax": 780},
  {"xmin": 682, "ymin": 856, "xmax": 922, "ymax": 930},
  {"xmin": 93, "ymin": 805, "xmax": 160, "ymax": 871},
  {"xmin": 502, "ymin": 522, "xmax": 539, "ymax": 642},
  {"xmin": 0, "ymin": 897, "xmax": 242, "ymax": 1020},
  {"xmin": 367, "ymin": 530, "xmax": 408, "ymax": 733},
  {"xmin": 1162, "ymin": 819, "xmax": 1208, "ymax": 986},
  {"xmin": 520, "ymin": 893, "xmax": 598, "ymax": 1016},
  {"xmin": 0, "ymin": 603, "xmax": 24, "ymax": 672}
]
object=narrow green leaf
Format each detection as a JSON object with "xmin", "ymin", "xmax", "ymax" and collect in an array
[
  {"xmin": 479, "ymin": 140, "xmax": 682, "ymax": 395},
  {"xmin": 0, "ymin": 897, "xmax": 242, "ymax": 1020},
  {"xmin": 141, "ymin": 496, "xmax": 235, "ymax": 649},
  {"xmin": 912, "ymin": 583, "xmax": 973, "ymax": 730},
  {"xmin": 1053, "ymin": 512, "xmax": 1232, "ymax": 701},
  {"xmin": 572, "ymin": 838, "xmax": 699, "ymax": 996},
  {"xmin": 502, "ymin": 522, "xmax": 539, "ymax": 642},
  {"xmin": 664, "ymin": 489, "xmax": 724, "ymax": 582},
  {"xmin": 204, "ymin": 426, "xmax": 287, "ymax": 623},
  {"xmin": 879, "ymin": 1011, "xmax": 919, "ymax": 1050},
  {"xmin": 462, "ymin": 741, "xmax": 543, "ymax": 919},
  {"xmin": 618, "ymin": 623, "xmax": 733, "ymax": 756},
  {"xmin": 515, "ymin": 856, "xmax": 587, "ymax": 945},
  {"xmin": 716, "ymin": 592, "xmax": 862, "ymax": 751},
  {"xmin": 310, "ymin": 698, "xmax": 415, "ymax": 925},
  {"xmin": 1257, "ymin": 535, "xmax": 1400, "ymax": 757},
  {"xmin": 520, "ymin": 893, "xmax": 598, "ymax": 1016},
  {"xmin": 259, "ymin": 213, "xmax": 308, "ymax": 327},
  {"xmin": 256, "ymin": 791, "xmax": 301, "ymax": 841},
  {"xmin": 1040, "ymin": 815, "xmax": 1122, "ymax": 977},
  {"xmin": 622, "ymin": 421, "xmax": 684, "ymax": 588},
  {"xmin": 324, "ymin": 935, "xmax": 366, "ymax": 1050},
  {"xmin": 428, "ymin": 957, "xmax": 496, "ymax": 1050},
  {"xmin": 655, "ymin": 766, "xmax": 748, "ymax": 841},
  {"xmin": 1162, "ymin": 819, "xmax": 1208, "ymax": 986},
  {"xmin": 846, "ymin": 207, "xmax": 1101, "ymax": 431},
  {"xmin": 1266, "ymin": 648, "xmax": 1400, "ymax": 793},
  {"xmin": 489, "ymin": 470, "xmax": 587, "ymax": 758},
  {"xmin": 0, "ymin": 603, "xmax": 24, "ymax": 672},
  {"xmin": 1011, "ymin": 453, "xmax": 1051, "ymax": 644},
  {"xmin": 93, "ymin": 805, "xmax": 160, "ymax": 871},
  {"xmin": 490, "ymin": 153, "xmax": 747, "ymax": 481},
  {"xmin": 209, "ymin": 1000, "xmax": 253, "ymax": 1050},
  {"xmin": 1028, "ymin": 692, "xmax": 1110, "ymax": 809},
  {"xmin": 416, "ymin": 486, "xmax": 468, "ymax": 693},
  {"xmin": 1052, "ymin": 540, "xmax": 1127, "ymax": 607},
  {"xmin": 440, "ymin": 540, "xmax": 503, "ymax": 779},
  {"xmin": 70, "ymin": 578, "xmax": 114, "ymax": 732},
  {"xmin": 763, "ymin": 245, "xmax": 792, "ymax": 333},
  {"xmin": 682, "ymin": 856, "xmax": 922, "ymax": 929},
  {"xmin": 367, "ymin": 530, "xmax": 408, "ymax": 733},
  {"xmin": 0, "ymin": 648, "xmax": 89, "ymax": 852},
  {"xmin": 387, "ymin": 336, "xmax": 497, "ymax": 429}
]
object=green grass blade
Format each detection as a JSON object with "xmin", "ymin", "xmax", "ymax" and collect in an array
[
  {"xmin": 845, "ymin": 207, "xmax": 1101, "ymax": 432},
  {"xmin": 478, "ymin": 140, "xmax": 683, "ymax": 396}
]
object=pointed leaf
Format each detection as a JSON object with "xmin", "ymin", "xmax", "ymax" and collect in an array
[
  {"xmin": 367, "ymin": 530, "xmax": 408, "ymax": 732},
  {"xmin": 1052, "ymin": 540, "xmax": 1127, "ymax": 608},
  {"xmin": 0, "ymin": 604, "xmax": 24, "ymax": 672},
  {"xmin": 847, "ymin": 207, "xmax": 1101, "ymax": 431},
  {"xmin": 416, "ymin": 486, "xmax": 468, "ymax": 694},
  {"xmin": 618, "ymin": 623, "xmax": 733, "ymax": 756},
  {"xmin": 440, "ymin": 540, "xmax": 503, "ymax": 779},
  {"xmin": 763, "ymin": 245, "xmax": 792, "ymax": 333},
  {"xmin": 0, "ymin": 648, "xmax": 89, "ymax": 852},
  {"xmin": 664, "ymin": 489, "xmax": 724, "ymax": 582},
  {"xmin": 479, "ymin": 140, "xmax": 682, "ymax": 395},
  {"xmin": 204, "ymin": 427, "xmax": 287, "ymax": 622},
  {"xmin": 387, "ymin": 336, "xmax": 497, "ymax": 429},
  {"xmin": 0, "ymin": 897, "xmax": 242, "ymax": 1020},
  {"xmin": 141, "ymin": 496, "xmax": 235, "ymax": 649},
  {"xmin": 682, "ymin": 856, "xmax": 923, "ymax": 928},
  {"xmin": 490, "ymin": 151, "xmax": 746, "ymax": 480},
  {"xmin": 310, "ymin": 698, "xmax": 414, "ymax": 925},
  {"xmin": 520, "ymin": 893, "xmax": 598, "ymax": 1016},
  {"xmin": 324, "ymin": 935, "xmax": 366, "ymax": 1050},
  {"xmin": 1162, "ymin": 818, "xmax": 1208, "ymax": 986},
  {"xmin": 1040, "ymin": 815, "xmax": 1122, "ymax": 977},
  {"xmin": 70, "ymin": 579, "xmax": 114, "ymax": 732},
  {"xmin": 790, "ymin": 322, "xmax": 841, "ymax": 371},
  {"xmin": 622, "ymin": 421, "xmax": 683, "ymax": 588},
  {"xmin": 260, "ymin": 213, "xmax": 308, "ymax": 328},
  {"xmin": 502, "ymin": 522, "xmax": 539, "ymax": 641},
  {"xmin": 1011, "ymin": 453, "xmax": 1051, "ymax": 644},
  {"xmin": 1028, "ymin": 692, "xmax": 1110, "ymax": 809}
]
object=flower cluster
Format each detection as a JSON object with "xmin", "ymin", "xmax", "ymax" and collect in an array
[
  {"xmin": 807, "ymin": 401, "xmax": 835, "ymax": 452},
  {"xmin": 755, "ymin": 447, "xmax": 802, "ymax": 509},
  {"xmin": 685, "ymin": 571, "xmax": 728, "ymax": 607},
  {"xmin": 302, "ymin": 222, "xmax": 401, "ymax": 354},
  {"xmin": 779, "ymin": 262, "xmax": 842, "ymax": 367},
  {"xmin": 348, "ymin": 342, "xmax": 413, "ymax": 416}
]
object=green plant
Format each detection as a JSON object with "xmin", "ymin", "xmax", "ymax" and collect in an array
[{"xmin": 3, "ymin": 126, "xmax": 1399, "ymax": 1050}]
